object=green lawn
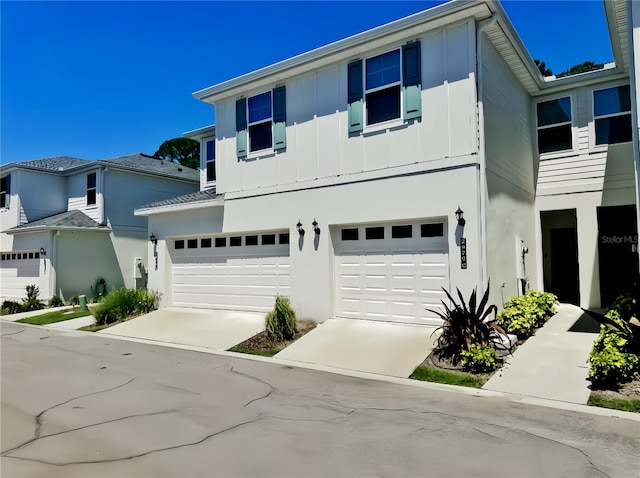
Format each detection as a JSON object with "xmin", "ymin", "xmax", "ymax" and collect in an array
[
  {"xmin": 227, "ymin": 345, "xmax": 281, "ymax": 357},
  {"xmin": 410, "ymin": 365, "xmax": 487, "ymax": 388},
  {"xmin": 588, "ymin": 394, "xmax": 640, "ymax": 413},
  {"xmin": 17, "ymin": 309, "xmax": 92, "ymax": 326}
]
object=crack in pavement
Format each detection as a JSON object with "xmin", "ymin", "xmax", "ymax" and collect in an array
[
  {"xmin": 4, "ymin": 414, "xmax": 266, "ymax": 466},
  {"xmin": 472, "ymin": 426, "xmax": 501, "ymax": 440},
  {"xmin": 1, "ymin": 329, "xmax": 25, "ymax": 337},
  {"xmin": 1, "ymin": 378, "xmax": 136, "ymax": 456}
]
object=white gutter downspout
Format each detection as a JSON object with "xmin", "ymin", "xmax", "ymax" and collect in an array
[
  {"xmin": 476, "ymin": 14, "xmax": 497, "ymax": 288},
  {"xmin": 627, "ymin": 0, "xmax": 640, "ymax": 271}
]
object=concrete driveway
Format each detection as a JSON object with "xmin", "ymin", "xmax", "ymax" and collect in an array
[
  {"xmin": 275, "ymin": 318, "xmax": 439, "ymax": 377},
  {"xmin": 98, "ymin": 308, "xmax": 265, "ymax": 350}
]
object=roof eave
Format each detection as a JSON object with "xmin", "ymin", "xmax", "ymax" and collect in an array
[
  {"xmin": 182, "ymin": 125, "xmax": 216, "ymax": 140},
  {"xmin": 135, "ymin": 198, "xmax": 225, "ymax": 216},
  {"xmin": 6, "ymin": 225, "xmax": 113, "ymax": 235},
  {"xmin": 193, "ymin": 0, "xmax": 490, "ymax": 103}
]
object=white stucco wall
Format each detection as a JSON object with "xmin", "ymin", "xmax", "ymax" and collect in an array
[
  {"xmin": 214, "ymin": 21, "xmax": 478, "ymax": 196},
  {"xmin": 481, "ymin": 35, "xmax": 537, "ymax": 307}
]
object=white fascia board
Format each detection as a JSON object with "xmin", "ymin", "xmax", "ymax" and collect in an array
[
  {"xmin": 134, "ymin": 198, "xmax": 225, "ymax": 216},
  {"xmin": 532, "ymin": 67, "xmax": 629, "ymax": 97},
  {"xmin": 182, "ymin": 124, "xmax": 216, "ymax": 140},
  {"xmin": 193, "ymin": 0, "xmax": 490, "ymax": 103},
  {"xmin": 6, "ymin": 226, "xmax": 112, "ymax": 235},
  {"xmin": 604, "ymin": 0, "xmax": 626, "ymax": 72}
]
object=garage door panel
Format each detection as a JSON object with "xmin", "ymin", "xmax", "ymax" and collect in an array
[
  {"xmin": 335, "ymin": 221, "xmax": 449, "ymax": 325},
  {"xmin": 172, "ymin": 234, "xmax": 290, "ymax": 312}
]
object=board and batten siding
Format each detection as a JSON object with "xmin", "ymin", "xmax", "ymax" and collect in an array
[
  {"xmin": 536, "ymin": 80, "xmax": 635, "ymax": 196},
  {"xmin": 481, "ymin": 36, "xmax": 537, "ymax": 305},
  {"xmin": 67, "ymin": 168, "xmax": 102, "ymax": 223},
  {"xmin": 215, "ymin": 21, "xmax": 478, "ymax": 195}
]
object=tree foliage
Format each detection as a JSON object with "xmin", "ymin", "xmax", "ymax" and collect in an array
[
  {"xmin": 154, "ymin": 138, "xmax": 200, "ymax": 169},
  {"xmin": 557, "ymin": 61, "xmax": 602, "ymax": 77},
  {"xmin": 534, "ymin": 59, "xmax": 553, "ymax": 77}
]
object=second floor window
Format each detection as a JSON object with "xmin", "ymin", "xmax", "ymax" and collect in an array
[
  {"xmin": 0, "ymin": 175, "xmax": 9, "ymax": 209},
  {"xmin": 537, "ymin": 97, "xmax": 572, "ymax": 154},
  {"xmin": 87, "ymin": 172, "xmax": 97, "ymax": 206},
  {"xmin": 365, "ymin": 50, "xmax": 401, "ymax": 125},
  {"xmin": 205, "ymin": 139, "xmax": 216, "ymax": 182},
  {"xmin": 594, "ymin": 85, "xmax": 632, "ymax": 145},
  {"xmin": 248, "ymin": 91, "xmax": 273, "ymax": 152}
]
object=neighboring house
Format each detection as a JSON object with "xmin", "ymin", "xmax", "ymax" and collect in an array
[
  {"xmin": 136, "ymin": 0, "xmax": 639, "ymax": 325},
  {"xmin": 0, "ymin": 154, "xmax": 199, "ymax": 302}
]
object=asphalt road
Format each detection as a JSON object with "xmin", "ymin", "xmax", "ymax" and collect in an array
[{"xmin": 1, "ymin": 321, "xmax": 638, "ymax": 477}]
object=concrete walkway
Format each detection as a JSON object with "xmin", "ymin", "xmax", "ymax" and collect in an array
[{"xmin": 483, "ymin": 304, "xmax": 599, "ymax": 404}]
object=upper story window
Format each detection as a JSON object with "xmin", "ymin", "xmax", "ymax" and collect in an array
[
  {"xmin": 205, "ymin": 138, "xmax": 216, "ymax": 182},
  {"xmin": 365, "ymin": 50, "xmax": 401, "ymax": 125},
  {"xmin": 347, "ymin": 41, "xmax": 421, "ymax": 134},
  {"xmin": 593, "ymin": 85, "xmax": 632, "ymax": 145},
  {"xmin": 87, "ymin": 172, "xmax": 97, "ymax": 206},
  {"xmin": 0, "ymin": 175, "xmax": 10, "ymax": 209},
  {"xmin": 248, "ymin": 92, "xmax": 273, "ymax": 152},
  {"xmin": 235, "ymin": 86, "xmax": 286, "ymax": 158},
  {"xmin": 537, "ymin": 97, "xmax": 572, "ymax": 154}
]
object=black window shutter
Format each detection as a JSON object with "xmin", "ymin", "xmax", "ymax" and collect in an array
[
  {"xmin": 236, "ymin": 98, "xmax": 247, "ymax": 131},
  {"xmin": 273, "ymin": 85, "xmax": 286, "ymax": 123},
  {"xmin": 402, "ymin": 41, "xmax": 421, "ymax": 87},
  {"xmin": 348, "ymin": 59, "xmax": 363, "ymax": 103}
]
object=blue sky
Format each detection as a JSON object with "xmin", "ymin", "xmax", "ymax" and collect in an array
[{"xmin": 1, "ymin": 1, "xmax": 614, "ymax": 165}]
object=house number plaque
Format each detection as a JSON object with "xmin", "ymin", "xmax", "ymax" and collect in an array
[{"xmin": 460, "ymin": 238, "xmax": 467, "ymax": 269}]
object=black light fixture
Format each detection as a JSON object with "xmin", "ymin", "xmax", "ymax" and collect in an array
[
  {"xmin": 149, "ymin": 234, "xmax": 158, "ymax": 245},
  {"xmin": 312, "ymin": 218, "xmax": 320, "ymax": 234},
  {"xmin": 455, "ymin": 207, "xmax": 466, "ymax": 227},
  {"xmin": 296, "ymin": 221, "xmax": 305, "ymax": 236},
  {"xmin": 39, "ymin": 247, "xmax": 46, "ymax": 256}
]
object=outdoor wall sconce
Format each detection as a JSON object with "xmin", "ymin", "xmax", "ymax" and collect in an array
[
  {"xmin": 39, "ymin": 247, "xmax": 46, "ymax": 256},
  {"xmin": 312, "ymin": 219, "xmax": 320, "ymax": 235},
  {"xmin": 296, "ymin": 221, "xmax": 305, "ymax": 236},
  {"xmin": 455, "ymin": 207, "xmax": 466, "ymax": 227},
  {"xmin": 149, "ymin": 234, "xmax": 158, "ymax": 245}
]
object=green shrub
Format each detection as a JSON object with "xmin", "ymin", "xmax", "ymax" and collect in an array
[
  {"xmin": 497, "ymin": 290, "xmax": 557, "ymax": 339},
  {"xmin": 459, "ymin": 343, "xmax": 500, "ymax": 373},
  {"xmin": 22, "ymin": 284, "xmax": 44, "ymax": 311},
  {"xmin": 1, "ymin": 300, "xmax": 23, "ymax": 315},
  {"xmin": 91, "ymin": 288, "xmax": 161, "ymax": 326},
  {"xmin": 68, "ymin": 295, "xmax": 80, "ymax": 306},
  {"xmin": 48, "ymin": 295, "xmax": 64, "ymax": 307},
  {"xmin": 588, "ymin": 326, "xmax": 639, "ymax": 388},
  {"xmin": 264, "ymin": 295, "xmax": 297, "ymax": 342},
  {"xmin": 430, "ymin": 283, "xmax": 508, "ymax": 366}
]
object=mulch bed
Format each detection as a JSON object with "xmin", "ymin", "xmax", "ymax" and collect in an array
[
  {"xmin": 230, "ymin": 319, "xmax": 317, "ymax": 353},
  {"xmin": 591, "ymin": 380, "xmax": 640, "ymax": 400},
  {"xmin": 418, "ymin": 350, "xmax": 498, "ymax": 382}
]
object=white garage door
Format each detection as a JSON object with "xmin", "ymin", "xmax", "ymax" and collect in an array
[
  {"xmin": 0, "ymin": 251, "xmax": 42, "ymax": 300},
  {"xmin": 172, "ymin": 232, "xmax": 290, "ymax": 312},
  {"xmin": 334, "ymin": 221, "xmax": 449, "ymax": 325}
]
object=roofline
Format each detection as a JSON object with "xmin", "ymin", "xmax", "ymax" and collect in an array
[
  {"xmin": 193, "ymin": 0, "xmax": 488, "ymax": 102},
  {"xmin": 135, "ymin": 197, "xmax": 225, "ymax": 216},
  {"xmin": 6, "ymin": 225, "xmax": 113, "ymax": 235},
  {"xmin": 182, "ymin": 124, "xmax": 216, "ymax": 140}
]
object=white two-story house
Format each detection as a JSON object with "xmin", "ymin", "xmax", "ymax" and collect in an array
[
  {"xmin": 136, "ymin": 0, "xmax": 639, "ymax": 324},
  {"xmin": 0, "ymin": 154, "xmax": 199, "ymax": 302}
]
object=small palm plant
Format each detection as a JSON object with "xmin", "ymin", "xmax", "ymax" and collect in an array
[{"xmin": 429, "ymin": 282, "xmax": 508, "ymax": 368}]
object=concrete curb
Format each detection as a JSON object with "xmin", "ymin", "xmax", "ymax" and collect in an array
[{"xmin": 5, "ymin": 319, "xmax": 637, "ymax": 423}]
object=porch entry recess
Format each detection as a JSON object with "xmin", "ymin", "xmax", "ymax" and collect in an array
[
  {"xmin": 333, "ymin": 220, "xmax": 449, "ymax": 325},
  {"xmin": 172, "ymin": 232, "xmax": 290, "ymax": 312}
]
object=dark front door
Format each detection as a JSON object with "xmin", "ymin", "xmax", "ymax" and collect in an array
[
  {"xmin": 597, "ymin": 205, "xmax": 639, "ymax": 307},
  {"xmin": 550, "ymin": 227, "xmax": 580, "ymax": 305}
]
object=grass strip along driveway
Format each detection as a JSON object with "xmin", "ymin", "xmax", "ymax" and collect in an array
[{"xmin": 17, "ymin": 309, "xmax": 91, "ymax": 326}]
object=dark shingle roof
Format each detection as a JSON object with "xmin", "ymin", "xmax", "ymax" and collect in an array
[
  {"xmin": 138, "ymin": 188, "xmax": 221, "ymax": 210},
  {"xmin": 9, "ymin": 210, "xmax": 109, "ymax": 231},
  {"xmin": 2, "ymin": 156, "xmax": 88, "ymax": 172},
  {"xmin": 100, "ymin": 153, "xmax": 199, "ymax": 182}
]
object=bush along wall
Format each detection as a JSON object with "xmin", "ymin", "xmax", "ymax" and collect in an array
[
  {"xmin": 496, "ymin": 290, "xmax": 558, "ymax": 340},
  {"xmin": 587, "ymin": 295, "xmax": 640, "ymax": 389}
]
